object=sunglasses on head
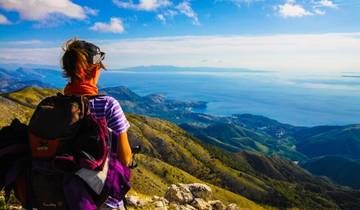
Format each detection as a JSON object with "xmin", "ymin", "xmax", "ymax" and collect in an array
[
  {"xmin": 77, "ymin": 40, "xmax": 106, "ymax": 65},
  {"xmin": 92, "ymin": 51, "xmax": 105, "ymax": 65}
]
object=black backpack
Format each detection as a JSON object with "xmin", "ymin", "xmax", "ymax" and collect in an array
[
  {"xmin": 28, "ymin": 93, "xmax": 127, "ymax": 209},
  {"xmin": 1, "ymin": 93, "xmax": 135, "ymax": 210}
]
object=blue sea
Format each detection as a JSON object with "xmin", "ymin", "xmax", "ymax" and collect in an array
[{"xmin": 47, "ymin": 67, "xmax": 360, "ymax": 126}]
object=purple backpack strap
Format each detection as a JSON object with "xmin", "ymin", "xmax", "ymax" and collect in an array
[
  {"xmin": 106, "ymin": 153, "xmax": 131, "ymax": 199},
  {"xmin": 63, "ymin": 174, "xmax": 97, "ymax": 210}
]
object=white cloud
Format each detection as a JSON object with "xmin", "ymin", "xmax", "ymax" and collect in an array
[
  {"xmin": 0, "ymin": 47, "xmax": 59, "ymax": 66},
  {"xmin": 314, "ymin": 9, "xmax": 326, "ymax": 15},
  {"xmin": 140, "ymin": 0, "xmax": 171, "ymax": 10},
  {"xmin": 0, "ymin": 0, "xmax": 87, "ymax": 21},
  {"xmin": 176, "ymin": 1, "xmax": 200, "ymax": 25},
  {"xmin": 113, "ymin": 0, "xmax": 171, "ymax": 11},
  {"xmin": 90, "ymin": 17, "xmax": 125, "ymax": 33},
  {"xmin": 156, "ymin": 9, "xmax": 178, "ymax": 23},
  {"xmin": 84, "ymin": 6, "xmax": 98, "ymax": 16},
  {"xmin": 2, "ymin": 33, "xmax": 360, "ymax": 74},
  {"xmin": 113, "ymin": 0, "xmax": 199, "ymax": 25},
  {"xmin": 315, "ymin": 0, "xmax": 337, "ymax": 8},
  {"xmin": 277, "ymin": 1, "xmax": 313, "ymax": 18},
  {"xmin": 0, "ymin": 14, "xmax": 11, "ymax": 24},
  {"xmin": 156, "ymin": 14, "xmax": 166, "ymax": 23}
]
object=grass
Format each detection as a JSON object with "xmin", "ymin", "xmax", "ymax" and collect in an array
[
  {"xmin": 1, "ymin": 87, "xmax": 59, "ymax": 108},
  {"xmin": 131, "ymin": 154, "xmax": 267, "ymax": 209}
]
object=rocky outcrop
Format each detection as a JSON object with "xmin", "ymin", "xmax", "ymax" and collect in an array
[
  {"xmin": 126, "ymin": 195, "xmax": 148, "ymax": 207},
  {"xmin": 187, "ymin": 183, "xmax": 212, "ymax": 201},
  {"xmin": 165, "ymin": 184, "xmax": 194, "ymax": 204},
  {"xmin": 126, "ymin": 183, "xmax": 239, "ymax": 210}
]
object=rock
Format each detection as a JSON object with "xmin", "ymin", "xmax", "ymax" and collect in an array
[
  {"xmin": 226, "ymin": 203, "xmax": 239, "ymax": 210},
  {"xmin": 187, "ymin": 183, "xmax": 212, "ymax": 201},
  {"xmin": 191, "ymin": 198, "xmax": 212, "ymax": 210},
  {"xmin": 165, "ymin": 184, "xmax": 194, "ymax": 204},
  {"xmin": 153, "ymin": 200, "xmax": 168, "ymax": 210},
  {"xmin": 209, "ymin": 200, "xmax": 226, "ymax": 210},
  {"xmin": 125, "ymin": 195, "xmax": 147, "ymax": 207},
  {"xmin": 153, "ymin": 198, "xmax": 169, "ymax": 209},
  {"xmin": 154, "ymin": 200, "xmax": 166, "ymax": 207},
  {"xmin": 153, "ymin": 195, "xmax": 170, "ymax": 205}
]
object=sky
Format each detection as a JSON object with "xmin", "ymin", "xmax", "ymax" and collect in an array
[{"xmin": 0, "ymin": 0, "xmax": 359, "ymax": 73}]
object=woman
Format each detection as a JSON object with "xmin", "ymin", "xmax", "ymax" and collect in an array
[{"xmin": 61, "ymin": 39, "xmax": 132, "ymax": 209}]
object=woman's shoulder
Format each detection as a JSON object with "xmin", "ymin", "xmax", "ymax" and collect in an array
[{"xmin": 90, "ymin": 95, "xmax": 122, "ymax": 108}]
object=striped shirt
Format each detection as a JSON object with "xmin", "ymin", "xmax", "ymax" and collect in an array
[{"xmin": 88, "ymin": 95, "xmax": 130, "ymax": 135}]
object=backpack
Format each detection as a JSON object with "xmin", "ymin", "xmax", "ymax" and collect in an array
[
  {"xmin": 1, "ymin": 93, "xmax": 132, "ymax": 210},
  {"xmin": 0, "ymin": 118, "xmax": 29, "ymax": 205}
]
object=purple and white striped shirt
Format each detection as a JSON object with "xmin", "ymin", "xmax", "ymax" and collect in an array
[
  {"xmin": 88, "ymin": 95, "xmax": 130, "ymax": 209},
  {"xmin": 88, "ymin": 95, "xmax": 130, "ymax": 135}
]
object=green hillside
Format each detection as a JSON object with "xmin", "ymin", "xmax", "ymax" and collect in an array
[
  {"xmin": 0, "ymin": 87, "xmax": 59, "ymax": 127},
  {"xmin": 132, "ymin": 154, "xmax": 265, "ymax": 209},
  {"xmin": 0, "ymin": 96, "xmax": 32, "ymax": 127},
  {"xmin": 1, "ymin": 86, "xmax": 60, "ymax": 108},
  {"xmin": 302, "ymin": 156, "xmax": 360, "ymax": 189},
  {"xmin": 180, "ymin": 123, "xmax": 307, "ymax": 161},
  {"xmin": 296, "ymin": 125, "xmax": 360, "ymax": 159}
]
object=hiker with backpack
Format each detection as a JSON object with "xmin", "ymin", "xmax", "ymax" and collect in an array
[
  {"xmin": 0, "ymin": 39, "xmax": 133, "ymax": 210},
  {"xmin": 61, "ymin": 39, "xmax": 132, "ymax": 168},
  {"xmin": 60, "ymin": 39, "xmax": 133, "ymax": 210}
]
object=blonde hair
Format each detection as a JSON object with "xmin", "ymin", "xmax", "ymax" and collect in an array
[{"xmin": 61, "ymin": 39, "xmax": 103, "ymax": 82}]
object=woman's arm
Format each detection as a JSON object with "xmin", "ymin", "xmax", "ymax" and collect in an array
[
  {"xmin": 117, "ymin": 131, "xmax": 132, "ymax": 166},
  {"xmin": 105, "ymin": 97, "xmax": 132, "ymax": 166}
]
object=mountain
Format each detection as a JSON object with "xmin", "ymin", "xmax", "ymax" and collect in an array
[
  {"xmin": 295, "ymin": 125, "xmax": 360, "ymax": 160},
  {"xmin": 0, "ymin": 67, "xmax": 60, "ymax": 93},
  {"xmin": 101, "ymin": 86, "xmax": 207, "ymax": 124},
  {"xmin": 180, "ymin": 122, "xmax": 307, "ymax": 161},
  {"xmin": 302, "ymin": 156, "xmax": 360, "ymax": 189},
  {"xmin": 2, "ymin": 87, "xmax": 360, "ymax": 210},
  {"xmin": 1, "ymin": 86, "xmax": 59, "ymax": 108}
]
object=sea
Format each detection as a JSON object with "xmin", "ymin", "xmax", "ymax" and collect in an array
[{"xmin": 44, "ymin": 67, "xmax": 360, "ymax": 127}]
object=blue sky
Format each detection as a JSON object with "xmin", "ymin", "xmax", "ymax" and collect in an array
[{"xmin": 0, "ymin": 0, "xmax": 359, "ymax": 72}]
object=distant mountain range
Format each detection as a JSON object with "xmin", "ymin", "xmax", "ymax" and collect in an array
[
  {"xmin": 111, "ymin": 65, "xmax": 273, "ymax": 73},
  {"xmin": 0, "ymin": 67, "xmax": 64, "ymax": 92}
]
